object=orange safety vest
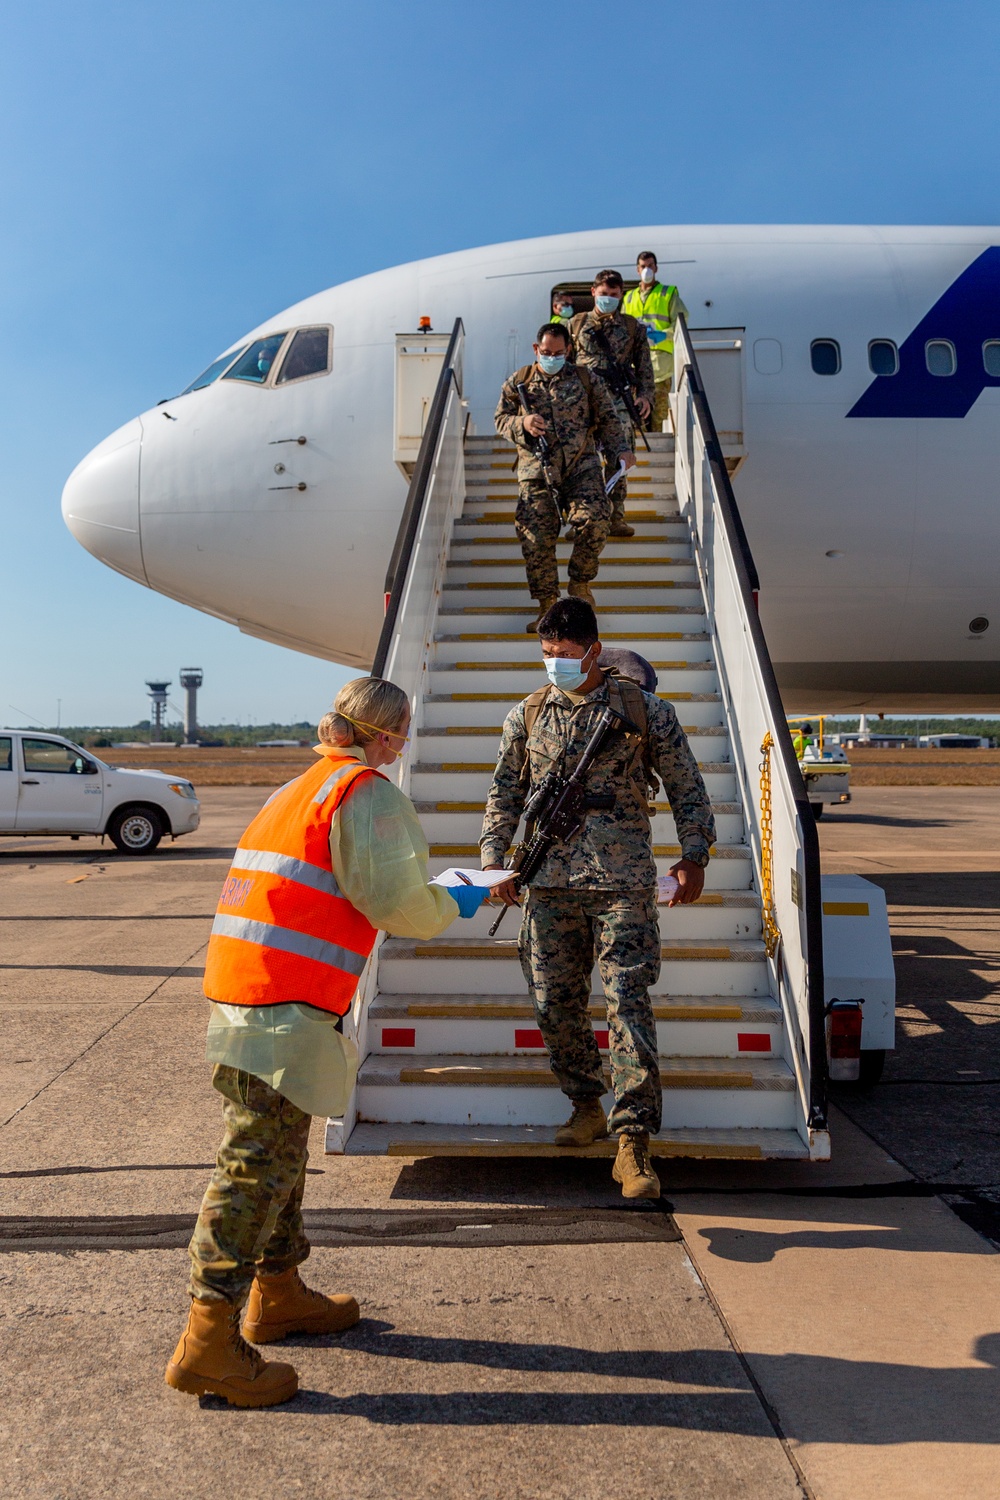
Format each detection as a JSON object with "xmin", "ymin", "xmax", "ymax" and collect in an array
[{"xmin": 203, "ymin": 748, "xmax": 386, "ymax": 1015}]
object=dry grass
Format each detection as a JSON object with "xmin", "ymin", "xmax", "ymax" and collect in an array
[
  {"xmin": 98, "ymin": 746, "xmax": 316, "ymax": 786},
  {"xmin": 99, "ymin": 744, "xmax": 1000, "ymax": 788}
]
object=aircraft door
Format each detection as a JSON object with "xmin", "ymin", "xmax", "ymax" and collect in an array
[
  {"xmin": 15, "ymin": 738, "xmax": 104, "ymax": 832},
  {"xmin": 0, "ymin": 736, "xmax": 16, "ymax": 830}
]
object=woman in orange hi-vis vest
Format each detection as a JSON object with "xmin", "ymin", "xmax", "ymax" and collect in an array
[{"xmin": 166, "ymin": 678, "xmax": 487, "ymax": 1408}]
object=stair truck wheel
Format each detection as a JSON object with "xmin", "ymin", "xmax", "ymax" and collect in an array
[
  {"xmin": 108, "ymin": 805, "xmax": 164, "ymax": 855},
  {"xmin": 811, "ymin": 802, "xmax": 824, "ymax": 821}
]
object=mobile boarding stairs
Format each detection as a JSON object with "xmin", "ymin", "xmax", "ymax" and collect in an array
[{"xmin": 327, "ymin": 316, "xmax": 834, "ymax": 1162}]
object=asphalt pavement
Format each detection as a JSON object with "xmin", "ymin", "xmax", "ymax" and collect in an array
[{"xmin": 1, "ymin": 786, "xmax": 998, "ymax": 1500}]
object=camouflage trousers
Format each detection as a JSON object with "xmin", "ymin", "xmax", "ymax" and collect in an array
[
  {"xmin": 515, "ymin": 465, "xmax": 611, "ymax": 602},
  {"xmin": 518, "ymin": 888, "xmax": 662, "ymax": 1135},
  {"xmin": 606, "ymin": 394, "xmax": 635, "ymax": 526},
  {"xmin": 649, "ymin": 379, "xmax": 672, "ymax": 433},
  {"xmin": 188, "ymin": 1064, "xmax": 312, "ymax": 1304}
]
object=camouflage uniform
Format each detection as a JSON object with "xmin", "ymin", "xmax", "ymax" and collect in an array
[
  {"xmin": 569, "ymin": 311, "xmax": 654, "ymax": 527},
  {"xmin": 495, "ymin": 363, "xmax": 628, "ymax": 602},
  {"xmin": 481, "ymin": 673, "xmax": 715, "ymax": 1134},
  {"xmin": 188, "ymin": 1064, "xmax": 312, "ymax": 1304}
]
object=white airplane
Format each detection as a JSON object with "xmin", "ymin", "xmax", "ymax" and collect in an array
[{"xmin": 62, "ymin": 225, "xmax": 1000, "ymax": 710}]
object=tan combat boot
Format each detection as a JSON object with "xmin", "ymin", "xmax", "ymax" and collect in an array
[
  {"xmin": 554, "ymin": 1097, "xmax": 609, "ymax": 1147},
  {"xmin": 165, "ymin": 1297, "xmax": 298, "ymax": 1407},
  {"xmin": 609, "ymin": 519, "xmax": 635, "ymax": 537},
  {"xmin": 526, "ymin": 595, "xmax": 559, "ymax": 634},
  {"xmin": 243, "ymin": 1267, "xmax": 360, "ymax": 1343},
  {"xmin": 612, "ymin": 1132, "xmax": 662, "ymax": 1200},
  {"xmin": 567, "ymin": 580, "xmax": 596, "ymax": 607}
]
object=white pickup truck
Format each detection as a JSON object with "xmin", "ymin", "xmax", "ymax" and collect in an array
[{"xmin": 0, "ymin": 730, "xmax": 200, "ymax": 853}]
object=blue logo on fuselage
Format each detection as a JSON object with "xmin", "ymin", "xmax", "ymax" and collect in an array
[{"xmin": 848, "ymin": 246, "xmax": 1000, "ymax": 418}]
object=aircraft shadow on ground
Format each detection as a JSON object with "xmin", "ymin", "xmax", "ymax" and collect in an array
[
  {"xmin": 248, "ymin": 1324, "xmax": 1000, "ymax": 1444},
  {"xmin": 823, "ymin": 813, "xmax": 952, "ymax": 828}
]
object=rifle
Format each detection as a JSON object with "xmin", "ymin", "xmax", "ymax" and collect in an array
[
  {"xmin": 487, "ymin": 703, "xmax": 637, "ymax": 935},
  {"xmin": 516, "ymin": 382, "xmax": 564, "ymax": 517},
  {"xmin": 590, "ymin": 324, "xmax": 651, "ymax": 453}
]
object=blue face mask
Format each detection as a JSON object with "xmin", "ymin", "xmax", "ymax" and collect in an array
[
  {"xmin": 558, "ymin": 304, "xmax": 573, "ymax": 318},
  {"xmin": 595, "ymin": 295, "xmax": 620, "ymax": 314},
  {"xmin": 544, "ymin": 646, "xmax": 593, "ymax": 692},
  {"xmin": 537, "ymin": 353, "xmax": 565, "ymax": 375}
]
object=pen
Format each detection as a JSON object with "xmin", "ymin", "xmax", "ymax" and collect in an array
[{"xmin": 455, "ymin": 872, "xmax": 474, "ymax": 885}]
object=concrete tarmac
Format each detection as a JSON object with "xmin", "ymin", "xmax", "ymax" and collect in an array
[{"xmin": 1, "ymin": 787, "xmax": 998, "ymax": 1499}]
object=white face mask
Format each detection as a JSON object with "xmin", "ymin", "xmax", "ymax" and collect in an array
[{"xmin": 640, "ymin": 266, "xmax": 655, "ymax": 284}]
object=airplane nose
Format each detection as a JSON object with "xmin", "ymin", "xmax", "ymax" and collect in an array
[{"xmin": 62, "ymin": 416, "xmax": 146, "ymax": 584}]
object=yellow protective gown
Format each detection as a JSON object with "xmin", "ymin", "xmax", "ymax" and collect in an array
[{"xmin": 206, "ymin": 745, "xmax": 458, "ymax": 1116}]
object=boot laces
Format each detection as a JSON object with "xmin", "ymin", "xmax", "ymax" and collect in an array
[
  {"xmin": 621, "ymin": 1135, "xmax": 652, "ymax": 1176},
  {"xmin": 229, "ymin": 1307, "xmax": 266, "ymax": 1374}
]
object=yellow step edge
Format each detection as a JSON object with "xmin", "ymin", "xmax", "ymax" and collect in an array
[
  {"xmin": 442, "ymin": 691, "xmax": 695, "ymax": 701},
  {"xmin": 475, "ymin": 510, "xmax": 669, "ymax": 522},
  {"xmin": 449, "ymin": 559, "xmax": 691, "ymax": 570},
  {"xmin": 453, "ymin": 631, "xmax": 686, "ymax": 641},
  {"xmin": 410, "ymin": 944, "xmax": 735, "ymax": 961},
  {"xmin": 432, "ymin": 726, "xmax": 719, "ymax": 737},
  {"xmin": 448, "ymin": 660, "xmax": 704, "ymax": 670},
  {"xmin": 457, "ymin": 582, "xmax": 682, "ymax": 591},
  {"xmin": 429, "ymin": 843, "xmax": 720, "ymax": 856},
  {"xmin": 398, "ymin": 1065, "xmax": 753, "ymax": 1089},
  {"xmin": 385, "ymin": 1140, "xmax": 761, "ymax": 1159},
  {"xmin": 397, "ymin": 1001, "xmax": 745, "ymax": 1019}
]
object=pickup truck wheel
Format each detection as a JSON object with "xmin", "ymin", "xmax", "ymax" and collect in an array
[{"xmin": 108, "ymin": 805, "xmax": 163, "ymax": 855}]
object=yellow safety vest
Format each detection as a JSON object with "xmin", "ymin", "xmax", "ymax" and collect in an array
[{"xmin": 622, "ymin": 282, "xmax": 677, "ymax": 381}]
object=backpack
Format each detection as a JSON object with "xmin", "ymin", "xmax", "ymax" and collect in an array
[{"xmin": 519, "ymin": 669, "xmax": 660, "ymax": 813}]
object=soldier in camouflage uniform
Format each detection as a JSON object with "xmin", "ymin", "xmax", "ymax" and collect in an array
[
  {"xmin": 495, "ymin": 322, "xmax": 634, "ymax": 631},
  {"xmin": 481, "ymin": 597, "xmax": 715, "ymax": 1199},
  {"xmin": 570, "ymin": 270, "xmax": 655, "ymax": 538}
]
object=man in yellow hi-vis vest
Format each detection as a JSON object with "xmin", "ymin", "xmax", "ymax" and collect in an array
[{"xmin": 623, "ymin": 251, "xmax": 688, "ymax": 432}]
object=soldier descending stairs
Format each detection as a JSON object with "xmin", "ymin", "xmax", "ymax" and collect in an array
[{"xmin": 344, "ymin": 429, "xmax": 808, "ymax": 1164}]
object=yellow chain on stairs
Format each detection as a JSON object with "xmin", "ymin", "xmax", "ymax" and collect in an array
[{"xmin": 759, "ymin": 732, "xmax": 780, "ymax": 958}]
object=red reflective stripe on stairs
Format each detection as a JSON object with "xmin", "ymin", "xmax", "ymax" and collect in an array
[
  {"xmin": 381, "ymin": 1027, "xmax": 415, "ymax": 1047},
  {"xmin": 738, "ymin": 1032, "xmax": 771, "ymax": 1052},
  {"xmin": 515, "ymin": 1028, "xmax": 545, "ymax": 1048},
  {"xmin": 595, "ymin": 1029, "xmax": 610, "ymax": 1050}
]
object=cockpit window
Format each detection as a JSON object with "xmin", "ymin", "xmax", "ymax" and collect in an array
[
  {"xmin": 223, "ymin": 334, "xmax": 288, "ymax": 385},
  {"xmin": 276, "ymin": 327, "xmax": 332, "ymax": 384},
  {"xmin": 181, "ymin": 348, "xmax": 246, "ymax": 395}
]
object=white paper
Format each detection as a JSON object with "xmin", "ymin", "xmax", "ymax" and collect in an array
[
  {"xmin": 430, "ymin": 867, "xmax": 514, "ymax": 889},
  {"xmin": 604, "ymin": 459, "xmax": 627, "ymax": 495},
  {"xmin": 656, "ymin": 874, "xmax": 680, "ymax": 904}
]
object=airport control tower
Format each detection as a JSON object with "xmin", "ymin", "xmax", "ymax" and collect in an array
[
  {"xmin": 179, "ymin": 667, "xmax": 203, "ymax": 745},
  {"xmin": 145, "ymin": 680, "xmax": 170, "ymax": 737}
]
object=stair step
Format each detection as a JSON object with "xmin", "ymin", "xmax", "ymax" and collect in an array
[
  {"xmin": 368, "ymin": 991, "xmax": 779, "ymax": 1057},
  {"xmin": 421, "ymin": 694, "xmax": 724, "ymax": 729},
  {"xmin": 427, "ymin": 666, "xmax": 719, "ymax": 696},
  {"xmin": 378, "ymin": 934, "xmax": 769, "ymax": 998},
  {"xmin": 410, "ymin": 763, "xmax": 737, "ymax": 800},
  {"xmin": 356, "ymin": 1054, "xmax": 795, "ymax": 1128},
  {"xmin": 413, "ymin": 805, "xmax": 743, "ymax": 848},
  {"xmin": 441, "ymin": 585, "xmax": 705, "ymax": 609},
  {"xmin": 345, "ymin": 1122, "xmax": 808, "ymax": 1160}
]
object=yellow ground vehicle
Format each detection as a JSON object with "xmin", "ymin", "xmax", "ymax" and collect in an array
[{"xmin": 787, "ymin": 716, "xmax": 851, "ymax": 821}]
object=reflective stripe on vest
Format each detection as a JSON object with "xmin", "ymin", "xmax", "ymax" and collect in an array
[
  {"xmin": 203, "ymin": 750, "xmax": 384, "ymax": 1015},
  {"xmin": 622, "ymin": 283, "xmax": 677, "ymax": 372}
]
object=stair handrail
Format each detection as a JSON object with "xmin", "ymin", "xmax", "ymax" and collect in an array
[
  {"xmin": 672, "ymin": 315, "xmax": 828, "ymax": 1138},
  {"xmin": 373, "ymin": 317, "xmax": 465, "ymax": 678}
]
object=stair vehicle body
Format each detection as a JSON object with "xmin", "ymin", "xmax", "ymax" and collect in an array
[{"xmin": 327, "ymin": 318, "xmax": 832, "ymax": 1164}]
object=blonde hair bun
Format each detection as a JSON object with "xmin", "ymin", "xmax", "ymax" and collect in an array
[{"xmin": 319, "ymin": 677, "xmax": 409, "ymax": 748}]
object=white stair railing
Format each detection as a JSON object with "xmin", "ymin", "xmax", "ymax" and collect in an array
[
  {"xmin": 672, "ymin": 316, "xmax": 830, "ymax": 1157},
  {"xmin": 325, "ymin": 320, "xmax": 467, "ymax": 1152}
]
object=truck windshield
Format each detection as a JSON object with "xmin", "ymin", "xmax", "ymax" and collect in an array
[{"xmin": 181, "ymin": 348, "xmax": 246, "ymax": 395}]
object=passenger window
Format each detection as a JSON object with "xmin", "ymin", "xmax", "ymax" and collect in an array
[
  {"xmin": 223, "ymin": 334, "xmax": 288, "ymax": 385},
  {"xmin": 810, "ymin": 339, "xmax": 841, "ymax": 375},
  {"xmin": 752, "ymin": 339, "xmax": 783, "ymax": 375},
  {"xmin": 22, "ymin": 739, "xmax": 87, "ymax": 775},
  {"xmin": 0, "ymin": 737, "xmax": 11, "ymax": 772},
  {"xmin": 983, "ymin": 341, "xmax": 1000, "ymax": 377},
  {"xmin": 925, "ymin": 340, "xmax": 956, "ymax": 376},
  {"xmin": 181, "ymin": 348, "xmax": 246, "ymax": 395},
  {"xmin": 868, "ymin": 340, "xmax": 898, "ymax": 376},
  {"xmin": 276, "ymin": 327, "xmax": 331, "ymax": 384}
]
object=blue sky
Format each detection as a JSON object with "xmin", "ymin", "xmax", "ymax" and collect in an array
[{"xmin": 1, "ymin": 0, "xmax": 997, "ymax": 728}]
